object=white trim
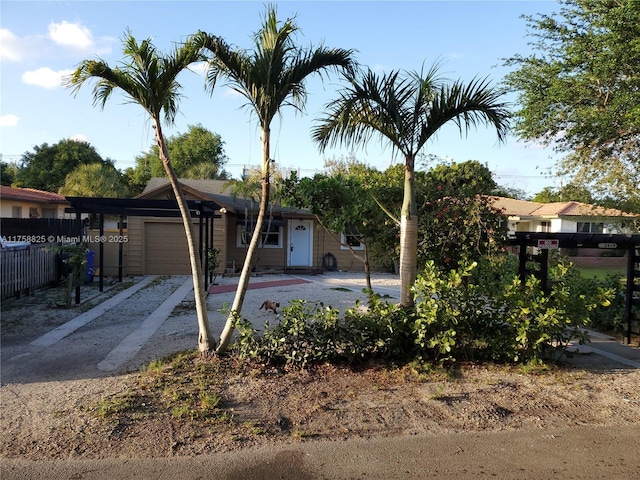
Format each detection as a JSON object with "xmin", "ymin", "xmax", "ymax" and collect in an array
[{"xmin": 340, "ymin": 232, "xmax": 364, "ymax": 250}]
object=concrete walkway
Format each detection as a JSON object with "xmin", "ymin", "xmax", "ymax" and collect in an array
[{"xmin": 568, "ymin": 330, "xmax": 640, "ymax": 368}]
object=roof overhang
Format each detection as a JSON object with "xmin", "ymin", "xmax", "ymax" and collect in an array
[{"xmin": 64, "ymin": 197, "xmax": 221, "ymax": 218}]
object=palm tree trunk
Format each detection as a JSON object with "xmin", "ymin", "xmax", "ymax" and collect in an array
[
  {"xmin": 154, "ymin": 119, "xmax": 215, "ymax": 353},
  {"xmin": 399, "ymin": 155, "xmax": 418, "ymax": 306},
  {"xmin": 217, "ymin": 127, "xmax": 271, "ymax": 354}
]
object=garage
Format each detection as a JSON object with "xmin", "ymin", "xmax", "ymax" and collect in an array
[{"xmin": 144, "ymin": 222, "xmax": 191, "ymax": 275}]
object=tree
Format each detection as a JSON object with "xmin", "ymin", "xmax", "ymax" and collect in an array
[
  {"xmin": 0, "ymin": 161, "xmax": 17, "ymax": 186},
  {"xmin": 59, "ymin": 161, "xmax": 128, "ymax": 197},
  {"xmin": 130, "ymin": 124, "xmax": 229, "ymax": 187},
  {"xmin": 195, "ymin": 5, "xmax": 355, "ymax": 353},
  {"xmin": 417, "ymin": 195, "xmax": 507, "ymax": 273},
  {"xmin": 67, "ymin": 31, "xmax": 216, "ymax": 354},
  {"xmin": 16, "ymin": 139, "xmax": 104, "ymax": 192},
  {"xmin": 425, "ymin": 159, "xmax": 498, "ymax": 199},
  {"xmin": 503, "ymin": 0, "xmax": 640, "ymax": 203},
  {"xmin": 532, "ymin": 183, "xmax": 595, "ymax": 204},
  {"xmin": 313, "ymin": 65, "xmax": 510, "ymax": 306}
]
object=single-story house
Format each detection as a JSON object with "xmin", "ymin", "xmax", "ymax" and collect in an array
[
  {"xmin": 126, "ymin": 178, "xmax": 366, "ymax": 276},
  {"xmin": 88, "ymin": 182, "xmax": 640, "ymax": 277},
  {"xmin": 0, "ymin": 186, "xmax": 69, "ymax": 219},
  {"xmin": 491, "ymin": 197, "xmax": 638, "ymax": 235}
]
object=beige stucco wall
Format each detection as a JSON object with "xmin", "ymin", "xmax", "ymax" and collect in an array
[{"xmin": 0, "ymin": 200, "xmax": 68, "ymax": 219}]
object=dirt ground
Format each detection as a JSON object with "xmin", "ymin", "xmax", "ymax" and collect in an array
[{"xmin": 1, "ymin": 275, "xmax": 639, "ymax": 462}]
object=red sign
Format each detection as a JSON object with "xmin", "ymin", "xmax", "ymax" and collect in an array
[{"xmin": 537, "ymin": 239, "xmax": 559, "ymax": 249}]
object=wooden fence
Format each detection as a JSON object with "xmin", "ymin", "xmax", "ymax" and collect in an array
[{"xmin": 0, "ymin": 244, "xmax": 59, "ymax": 299}]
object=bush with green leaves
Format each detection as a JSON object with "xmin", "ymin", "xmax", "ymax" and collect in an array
[
  {"xmin": 233, "ymin": 299, "xmax": 392, "ymax": 366},
  {"xmin": 232, "ymin": 254, "xmax": 615, "ymax": 366}
]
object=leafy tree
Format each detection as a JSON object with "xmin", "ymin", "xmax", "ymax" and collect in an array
[
  {"xmin": 313, "ymin": 65, "xmax": 510, "ymax": 306},
  {"xmin": 67, "ymin": 30, "xmax": 216, "ymax": 354},
  {"xmin": 424, "ymin": 159, "xmax": 498, "ymax": 199},
  {"xmin": 16, "ymin": 139, "xmax": 104, "ymax": 192},
  {"xmin": 0, "ymin": 161, "xmax": 17, "ymax": 186},
  {"xmin": 417, "ymin": 195, "xmax": 507, "ymax": 273},
  {"xmin": 195, "ymin": 5, "xmax": 355, "ymax": 353},
  {"xmin": 533, "ymin": 183, "xmax": 595, "ymax": 204},
  {"xmin": 503, "ymin": 0, "xmax": 640, "ymax": 203},
  {"xmin": 59, "ymin": 162, "xmax": 128, "ymax": 197},
  {"xmin": 130, "ymin": 124, "xmax": 229, "ymax": 187},
  {"xmin": 415, "ymin": 160, "xmax": 508, "ymax": 273}
]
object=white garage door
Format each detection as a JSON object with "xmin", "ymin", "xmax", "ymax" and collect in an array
[{"xmin": 144, "ymin": 222, "xmax": 191, "ymax": 275}]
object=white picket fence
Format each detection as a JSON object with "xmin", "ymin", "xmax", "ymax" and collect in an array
[{"xmin": 0, "ymin": 244, "xmax": 58, "ymax": 299}]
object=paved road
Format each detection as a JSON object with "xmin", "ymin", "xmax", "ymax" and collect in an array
[{"xmin": 2, "ymin": 425, "xmax": 639, "ymax": 479}]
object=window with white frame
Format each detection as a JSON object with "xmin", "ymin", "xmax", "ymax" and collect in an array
[
  {"xmin": 11, "ymin": 206, "xmax": 22, "ymax": 218},
  {"xmin": 539, "ymin": 221, "xmax": 550, "ymax": 232},
  {"xmin": 340, "ymin": 230, "xmax": 364, "ymax": 250},
  {"xmin": 577, "ymin": 222, "xmax": 604, "ymax": 233},
  {"xmin": 237, "ymin": 222, "xmax": 283, "ymax": 248}
]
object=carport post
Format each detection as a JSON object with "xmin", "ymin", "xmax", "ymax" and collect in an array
[
  {"xmin": 204, "ymin": 215, "xmax": 210, "ymax": 291},
  {"xmin": 99, "ymin": 213, "xmax": 104, "ymax": 292},
  {"xmin": 75, "ymin": 211, "xmax": 82, "ymax": 304},
  {"xmin": 118, "ymin": 215, "xmax": 123, "ymax": 283},
  {"xmin": 625, "ymin": 244, "xmax": 636, "ymax": 345},
  {"xmin": 198, "ymin": 203, "xmax": 206, "ymax": 290},
  {"xmin": 518, "ymin": 242, "xmax": 528, "ymax": 285}
]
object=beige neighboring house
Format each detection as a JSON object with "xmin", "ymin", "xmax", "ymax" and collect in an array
[
  {"xmin": 0, "ymin": 186, "xmax": 69, "ymax": 218},
  {"xmin": 126, "ymin": 178, "xmax": 366, "ymax": 276},
  {"xmin": 491, "ymin": 197, "xmax": 638, "ymax": 235}
]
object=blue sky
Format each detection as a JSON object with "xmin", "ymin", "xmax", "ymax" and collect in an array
[{"xmin": 1, "ymin": 0, "xmax": 561, "ymax": 195}]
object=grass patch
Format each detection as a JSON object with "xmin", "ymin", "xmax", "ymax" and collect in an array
[
  {"xmin": 575, "ymin": 265, "xmax": 626, "ymax": 281},
  {"xmin": 92, "ymin": 350, "xmax": 236, "ymax": 425}
]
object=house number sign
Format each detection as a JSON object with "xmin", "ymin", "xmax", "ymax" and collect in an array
[{"xmin": 537, "ymin": 239, "xmax": 560, "ymax": 249}]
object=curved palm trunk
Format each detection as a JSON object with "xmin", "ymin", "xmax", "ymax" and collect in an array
[
  {"xmin": 399, "ymin": 155, "xmax": 418, "ymax": 307},
  {"xmin": 217, "ymin": 127, "xmax": 271, "ymax": 353},
  {"xmin": 154, "ymin": 120, "xmax": 215, "ymax": 353}
]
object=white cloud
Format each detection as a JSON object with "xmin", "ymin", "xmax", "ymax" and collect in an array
[
  {"xmin": 22, "ymin": 67, "xmax": 73, "ymax": 89},
  {"xmin": 48, "ymin": 21, "xmax": 93, "ymax": 50},
  {"xmin": 0, "ymin": 114, "xmax": 19, "ymax": 127},
  {"xmin": 0, "ymin": 29, "xmax": 22, "ymax": 61},
  {"xmin": 68, "ymin": 134, "xmax": 88, "ymax": 143},
  {"xmin": 190, "ymin": 61, "xmax": 209, "ymax": 77}
]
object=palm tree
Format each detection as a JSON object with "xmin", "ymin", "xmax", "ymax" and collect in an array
[
  {"xmin": 195, "ymin": 5, "xmax": 355, "ymax": 353},
  {"xmin": 67, "ymin": 32, "xmax": 216, "ymax": 354},
  {"xmin": 312, "ymin": 65, "xmax": 510, "ymax": 306}
]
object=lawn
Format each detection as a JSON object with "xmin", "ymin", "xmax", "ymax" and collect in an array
[{"xmin": 575, "ymin": 265, "xmax": 626, "ymax": 281}]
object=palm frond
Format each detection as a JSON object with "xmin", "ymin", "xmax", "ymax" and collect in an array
[
  {"xmin": 66, "ymin": 30, "xmax": 201, "ymax": 127},
  {"xmin": 313, "ymin": 63, "xmax": 511, "ymax": 159},
  {"xmin": 196, "ymin": 4, "xmax": 354, "ymax": 130}
]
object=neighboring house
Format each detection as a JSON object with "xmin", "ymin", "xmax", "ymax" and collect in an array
[
  {"xmin": 491, "ymin": 197, "xmax": 638, "ymax": 236},
  {"xmin": 126, "ymin": 178, "xmax": 364, "ymax": 276},
  {"xmin": 0, "ymin": 186, "xmax": 69, "ymax": 219}
]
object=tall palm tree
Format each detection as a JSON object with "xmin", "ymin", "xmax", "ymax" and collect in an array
[
  {"xmin": 312, "ymin": 65, "xmax": 510, "ymax": 306},
  {"xmin": 67, "ymin": 32, "xmax": 216, "ymax": 354},
  {"xmin": 195, "ymin": 5, "xmax": 355, "ymax": 353}
]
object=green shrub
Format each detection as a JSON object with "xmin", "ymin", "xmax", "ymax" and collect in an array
[{"xmin": 232, "ymin": 253, "xmax": 616, "ymax": 367}]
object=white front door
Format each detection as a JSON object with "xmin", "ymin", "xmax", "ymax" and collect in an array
[{"xmin": 288, "ymin": 219, "xmax": 313, "ymax": 267}]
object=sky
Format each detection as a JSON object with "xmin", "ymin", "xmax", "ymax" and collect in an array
[{"xmin": 1, "ymin": 0, "xmax": 563, "ymax": 196}]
